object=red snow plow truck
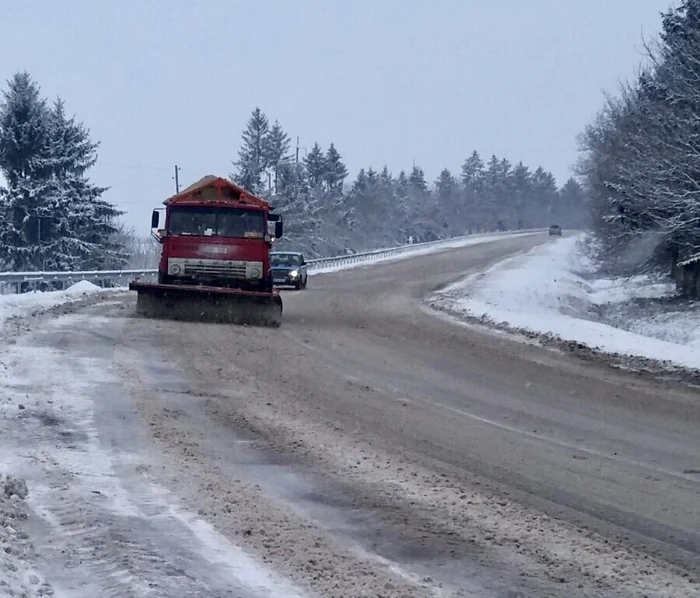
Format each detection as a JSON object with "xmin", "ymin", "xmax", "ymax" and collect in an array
[{"xmin": 129, "ymin": 175, "xmax": 285, "ymax": 327}]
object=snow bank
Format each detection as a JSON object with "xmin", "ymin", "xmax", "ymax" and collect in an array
[
  {"xmin": 0, "ymin": 475, "xmax": 53, "ymax": 597},
  {"xmin": 0, "ymin": 281, "xmax": 108, "ymax": 332},
  {"xmin": 432, "ymin": 234, "xmax": 700, "ymax": 371},
  {"xmin": 310, "ymin": 231, "xmax": 539, "ymax": 275},
  {"xmin": 64, "ymin": 280, "xmax": 102, "ymax": 295}
]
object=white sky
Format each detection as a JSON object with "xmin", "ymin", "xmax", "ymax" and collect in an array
[{"xmin": 0, "ymin": 0, "xmax": 678, "ymax": 236}]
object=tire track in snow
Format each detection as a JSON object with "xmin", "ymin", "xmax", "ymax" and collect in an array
[{"xmin": 0, "ymin": 306, "xmax": 309, "ymax": 598}]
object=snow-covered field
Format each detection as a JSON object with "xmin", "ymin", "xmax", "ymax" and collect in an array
[{"xmin": 431, "ymin": 234, "xmax": 700, "ymax": 371}]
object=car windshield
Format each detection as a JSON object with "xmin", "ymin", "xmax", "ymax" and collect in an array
[
  {"xmin": 168, "ymin": 206, "xmax": 265, "ymax": 239},
  {"xmin": 271, "ymin": 254, "xmax": 301, "ymax": 267}
]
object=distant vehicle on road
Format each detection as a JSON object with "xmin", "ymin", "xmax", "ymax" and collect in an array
[
  {"xmin": 271, "ymin": 251, "xmax": 308, "ymax": 290},
  {"xmin": 549, "ymin": 224, "xmax": 562, "ymax": 236}
]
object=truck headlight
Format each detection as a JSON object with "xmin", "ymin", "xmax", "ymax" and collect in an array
[
  {"xmin": 170, "ymin": 264, "xmax": 181, "ymax": 275},
  {"xmin": 290, "ymin": 270, "xmax": 298, "ymax": 278},
  {"xmin": 250, "ymin": 268, "xmax": 260, "ymax": 278}
]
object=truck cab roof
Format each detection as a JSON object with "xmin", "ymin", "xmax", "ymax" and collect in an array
[{"xmin": 164, "ymin": 175, "xmax": 270, "ymax": 210}]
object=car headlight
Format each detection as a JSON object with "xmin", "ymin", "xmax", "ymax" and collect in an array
[{"xmin": 289, "ymin": 270, "xmax": 298, "ymax": 277}]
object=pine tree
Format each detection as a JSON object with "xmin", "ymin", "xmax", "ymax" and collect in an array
[
  {"xmin": 303, "ymin": 142, "xmax": 326, "ymax": 189},
  {"xmin": 265, "ymin": 120, "xmax": 291, "ymax": 194},
  {"xmin": 406, "ymin": 165, "xmax": 440, "ymax": 241},
  {"xmin": 41, "ymin": 99, "xmax": 124, "ymax": 270},
  {"xmin": 532, "ymin": 167, "xmax": 559, "ymax": 226},
  {"xmin": 460, "ymin": 150, "xmax": 484, "ymax": 192},
  {"xmin": 436, "ymin": 168, "xmax": 457, "ymax": 198},
  {"xmin": 511, "ymin": 162, "xmax": 532, "ymax": 228},
  {"xmin": 0, "ymin": 72, "xmax": 51, "ymax": 185},
  {"xmin": 232, "ymin": 107, "xmax": 269, "ymax": 194},
  {"xmin": 435, "ymin": 169, "xmax": 460, "ymax": 233},
  {"xmin": 379, "ymin": 166, "xmax": 393, "ymax": 191},
  {"xmin": 0, "ymin": 74, "xmax": 52, "ymax": 269},
  {"xmin": 323, "ymin": 143, "xmax": 348, "ymax": 192},
  {"xmin": 0, "ymin": 74, "xmax": 124, "ymax": 271},
  {"xmin": 558, "ymin": 177, "xmax": 588, "ymax": 228},
  {"xmin": 273, "ymin": 161, "xmax": 321, "ymax": 253},
  {"xmin": 395, "ymin": 170, "xmax": 409, "ymax": 200},
  {"xmin": 408, "ymin": 165, "xmax": 427, "ymax": 192}
]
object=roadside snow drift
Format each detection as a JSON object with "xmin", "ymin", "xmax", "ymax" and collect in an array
[
  {"xmin": 432, "ymin": 234, "xmax": 700, "ymax": 371},
  {"xmin": 0, "ymin": 281, "xmax": 107, "ymax": 331}
]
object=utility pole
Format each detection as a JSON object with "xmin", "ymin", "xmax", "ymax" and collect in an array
[
  {"xmin": 173, "ymin": 165, "xmax": 181, "ymax": 193},
  {"xmin": 295, "ymin": 136, "xmax": 300, "ymax": 165}
]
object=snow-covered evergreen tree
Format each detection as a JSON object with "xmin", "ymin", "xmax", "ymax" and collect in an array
[
  {"xmin": 323, "ymin": 143, "xmax": 348, "ymax": 192},
  {"xmin": 303, "ymin": 142, "xmax": 326, "ymax": 190},
  {"xmin": 0, "ymin": 72, "xmax": 51, "ymax": 185},
  {"xmin": 0, "ymin": 73, "xmax": 125, "ymax": 271},
  {"xmin": 265, "ymin": 120, "xmax": 290, "ymax": 193},
  {"xmin": 435, "ymin": 168, "xmax": 461, "ymax": 234},
  {"xmin": 231, "ymin": 107, "xmax": 270, "ymax": 194}
]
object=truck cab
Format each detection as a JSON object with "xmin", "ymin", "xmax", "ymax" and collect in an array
[{"xmin": 151, "ymin": 176, "xmax": 283, "ymax": 292}]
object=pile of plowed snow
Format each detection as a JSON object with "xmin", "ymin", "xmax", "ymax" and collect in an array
[
  {"xmin": 431, "ymin": 234, "xmax": 700, "ymax": 370},
  {"xmin": 0, "ymin": 280, "xmax": 108, "ymax": 331},
  {"xmin": 0, "ymin": 475, "xmax": 53, "ymax": 597}
]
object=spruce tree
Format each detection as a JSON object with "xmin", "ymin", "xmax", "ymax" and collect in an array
[
  {"xmin": 232, "ymin": 107, "xmax": 269, "ymax": 194},
  {"xmin": 265, "ymin": 120, "xmax": 290, "ymax": 193},
  {"xmin": 0, "ymin": 74, "xmax": 124, "ymax": 271},
  {"xmin": 303, "ymin": 142, "xmax": 326, "ymax": 189},
  {"xmin": 41, "ymin": 99, "xmax": 124, "ymax": 270},
  {"xmin": 511, "ymin": 162, "xmax": 532, "ymax": 228},
  {"xmin": 0, "ymin": 73, "xmax": 51, "ymax": 269},
  {"xmin": 323, "ymin": 143, "xmax": 348, "ymax": 192},
  {"xmin": 460, "ymin": 151, "xmax": 484, "ymax": 192}
]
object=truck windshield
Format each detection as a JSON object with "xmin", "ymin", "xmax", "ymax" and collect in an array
[{"xmin": 168, "ymin": 206, "xmax": 265, "ymax": 239}]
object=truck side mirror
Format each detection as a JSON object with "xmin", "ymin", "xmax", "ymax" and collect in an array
[
  {"xmin": 275, "ymin": 221, "xmax": 283, "ymax": 239},
  {"xmin": 151, "ymin": 210, "xmax": 160, "ymax": 229}
]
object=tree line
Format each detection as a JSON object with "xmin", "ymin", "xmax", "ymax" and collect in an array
[
  {"xmin": 231, "ymin": 108, "xmax": 588, "ymax": 257},
  {"xmin": 578, "ymin": 0, "xmax": 700, "ymax": 276},
  {"xmin": 0, "ymin": 69, "xmax": 587, "ymax": 274}
]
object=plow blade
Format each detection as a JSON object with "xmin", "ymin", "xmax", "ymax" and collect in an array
[{"xmin": 129, "ymin": 282, "xmax": 282, "ymax": 327}]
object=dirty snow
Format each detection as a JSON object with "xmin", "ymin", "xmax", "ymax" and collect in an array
[
  {"xmin": 432, "ymin": 234, "xmax": 700, "ymax": 371},
  {"xmin": 0, "ymin": 475, "xmax": 53, "ymax": 597},
  {"xmin": 0, "ymin": 281, "xmax": 109, "ymax": 331},
  {"xmin": 0, "ymin": 310, "xmax": 310, "ymax": 597}
]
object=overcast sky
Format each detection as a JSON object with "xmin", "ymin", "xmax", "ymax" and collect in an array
[{"xmin": 0, "ymin": 0, "xmax": 677, "ymax": 235}]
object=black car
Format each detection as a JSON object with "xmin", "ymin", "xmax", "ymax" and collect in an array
[
  {"xmin": 270, "ymin": 251, "xmax": 308, "ymax": 290},
  {"xmin": 549, "ymin": 224, "xmax": 562, "ymax": 236}
]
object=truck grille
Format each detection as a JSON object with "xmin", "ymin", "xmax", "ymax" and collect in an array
[{"xmin": 183, "ymin": 262, "xmax": 247, "ymax": 279}]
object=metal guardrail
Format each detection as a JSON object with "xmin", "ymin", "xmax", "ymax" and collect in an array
[{"xmin": 0, "ymin": 229, "xmax": 545, "ymax": 295}]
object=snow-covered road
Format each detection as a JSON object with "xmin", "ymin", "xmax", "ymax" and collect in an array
[
  {"xmin": 0, "ymin": 232, "xmax": 697, "ymax": 597},
  {"xmin": 0, "ymin": 303, "xmax": 308, "ymax": 597}
]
